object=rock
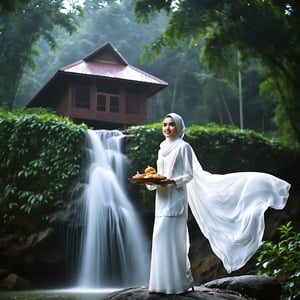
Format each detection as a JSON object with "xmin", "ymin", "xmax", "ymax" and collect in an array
[
  {"xmin": 103, "ymin": 286, "xmax": 250, "ymax": 300},
  {"xmin": 0, "ymin": 234, "xmax": 26, "ymax": 257},
  {"xmin": 0, "ymin": 228, "xmax": 64, "ymax": 265},
  {"xmin": 103, "ymin": 275, "xmax": 281, "ymax": 300},
  {"xmin": 0, "ymin": 269, "xmax": 9, "ymax": 280},
  {"xmin": 204, "ymin": 275, "xmax": 281, "ymax": 300},
  {"xmin": 0, "ymin": 227, "xmax": 67, "ymax": 288},
  {"xmin": 0, "ymin": 273, "xmax": 32, "ymax": 290},
  {"xmin": 190, "ymin": 253, "xmax": 227, "ymax": 284},
  {"xmin": 24, "ymin": 227, "xmax": 64, "ymax": 264}
]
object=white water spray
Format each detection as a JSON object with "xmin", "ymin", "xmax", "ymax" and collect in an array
[{"xmin": 71, "ymin": 129, "xmax": 149, "ymax": 288}]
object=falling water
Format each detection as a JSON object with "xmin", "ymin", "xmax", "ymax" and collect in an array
[{"xmin": 68, "ymin": 129, "xmax": 149, "ymax": 289}]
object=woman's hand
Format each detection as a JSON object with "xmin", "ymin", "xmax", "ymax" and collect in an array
[{"xmin": 160, "ymin": 178, "xmax": 176, "ymax": 186}]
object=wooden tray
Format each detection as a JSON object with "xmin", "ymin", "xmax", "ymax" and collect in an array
[{"xmin": 128, "ymin": 177, "xmax": 167, "ymax": 185}]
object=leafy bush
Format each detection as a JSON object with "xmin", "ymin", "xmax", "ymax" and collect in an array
[
  {"xmin": 0, "ymin": 108, "xmax": 88, "ymax": 233},
  {"xmin": 185, "ymin": 123, "xmax": 294, "ymax": 173},
  {"xmin": 256, "ymin": 222, "xmax": 300, "ymax": 300},
  {"xmin": 126, "ymin": 123, "xmax": 296, "ymax": 206}
]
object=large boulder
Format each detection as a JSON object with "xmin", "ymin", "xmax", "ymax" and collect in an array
[
  {"xmin": 0, "ymin": 273, "xmax": 32, "ymax": 290},
  {"xmin": 0, "ymin": 226, "xmax": 67, "ymax": 288},
  {"xmin": 204, "ymin": 275, "xmax": 281, "ymax": 300},
  {"xmin": 103, "ymin": 275, "xmax": 281, "ymax": 300},
  {"xmin": 0, "ymin": 227, "xmax": 64, "ymax": 265},
  {"xmin": 23, "ymin": 227, "xmax": 64, "ymax": 264},
  {"xmin": 104, "ymin": 286, "xmax": 246, "ymax": 300}
]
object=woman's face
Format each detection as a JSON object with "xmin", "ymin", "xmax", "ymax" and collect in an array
[{"xmin": 163, "ymin": 116, "xmax": 177, "ymax": 139}]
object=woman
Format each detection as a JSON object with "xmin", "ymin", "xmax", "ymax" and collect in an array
[
  {"xmin": 147, "ymin": 113, "xmax": 195, "ymax": 294},
  {"xmin": 147, "ymin": 113, "xmax": 290, "ymax": 294}
]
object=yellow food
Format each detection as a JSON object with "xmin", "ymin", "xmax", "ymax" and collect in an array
[
  {"xmin": 145, "ymin": 173, "xmax": 154, "ymax": 178},
  {"xmin": 145, "ymin": 165, "xmax": 156, "ymax": 175},
  {"xmin": 153, "ymin": 173, "xmax": 166, "ymax": 180},
  {"xmin": 131, "ymin": 166, "xmax": 166, "ymax": 182}
]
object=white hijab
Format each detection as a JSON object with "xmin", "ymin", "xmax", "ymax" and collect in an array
[
  {"xmin": 159, "ymin": 113, "xmax": 186, "ymax": 178},
  {"xmin": 163, "ymin": 113, "xmax": 290, "ymax": 273},
  {"xmin": 160, "ymin": 113, "xmax": 185, "ymax": 155}
]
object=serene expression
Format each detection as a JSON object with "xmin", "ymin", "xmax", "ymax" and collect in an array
[{"xmin": 163, "ymin": 117, "xmax": 177, "ymax": 139}]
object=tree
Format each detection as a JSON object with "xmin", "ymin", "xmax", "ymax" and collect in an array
[
  {"xmin": 15, "ymin": 0, "xmax": 169, "ymax": 107},
  {"xmin": 0, "ymin": 0, "xmax": 82, "ymax": 109},
  {"xmin": 14, "ymin": 0, "xmax": 278, "ymax": 133},
  {"xmin": 134, "ymin": 0, "xmax": 300, "ymax": 144},
  {"xmin": 0, "ymin": 0, "xmax": 31, "ymax": 13}
]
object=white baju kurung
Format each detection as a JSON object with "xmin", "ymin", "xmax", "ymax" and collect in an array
[
  {"xmin": 148, "ymin": 139, "xmax": 194, "ymax": 294},
  {"xmin": 147, "ymin": 112, "xmax": 291, "ymax": 294}
]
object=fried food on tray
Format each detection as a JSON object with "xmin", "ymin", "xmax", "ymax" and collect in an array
[
  {"xmin": 132, "ymin": 172, "xmax": 145, "ymax": 179},
  {"xmin": 131, "ymin": 166, "xmax": 166, "ymax": 181},
  {"xmin": 144, "ymin": 166, "xmax": 156, "ymax": 175},
  {"xmin": 153, "ymin": 173, "xmax": 166, "ymax": 180}
]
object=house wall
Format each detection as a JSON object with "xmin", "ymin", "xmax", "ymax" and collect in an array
[
  {"xmin": 57, "ymin": 77, "xmax": 148, "ymax": 127},
  {"xmin": 55, "ymin": 85, "xmax": 70, "ymax": 116}
]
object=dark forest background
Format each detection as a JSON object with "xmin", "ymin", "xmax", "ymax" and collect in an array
[{"xmin": 1, "ymin": 0, "xmax": 300, "ymax": 146}]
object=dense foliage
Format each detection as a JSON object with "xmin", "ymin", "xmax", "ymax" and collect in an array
[
  {"xmin": 256, "ymin": 222, "xmax": 300, "ymax": 300},
  {"xmin": 1, "ymin": 0, "xmax": 299, "ymax": 146},
  {"xmin": 0, "ymin": 108, "xmax": 87, "ymax": 233},
  {"xmin": 0, "ymin": 0, "xmax": 82, "ymax": 109},
  {"xmin": 12, "ymin": 0, "xmax": 279, "ymax": 136},
  {"xmin": 127, "ymin": 123, "xmax": 295, "ymax": 206},
  {"xmin": 0, "ymin": 0, "xmax": 32, "ymax": 12},
  {"xmin": 134, "ymin": 0, "xmax": 300, "ymax": 144}
]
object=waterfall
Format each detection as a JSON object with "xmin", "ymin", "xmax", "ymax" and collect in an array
[{"xmin": 68, "ymin": 129, "xmax": 150, "ymax": 289}]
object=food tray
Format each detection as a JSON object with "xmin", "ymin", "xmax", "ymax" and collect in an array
[{"xmin": 128, "ymin": 177, "xmax": 167, "ymax": 185}]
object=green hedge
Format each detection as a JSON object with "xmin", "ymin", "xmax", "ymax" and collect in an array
[
  {"xmin": 126, "ymin": 123, "xmax": 296, "ymax": 207},
  {"xmin": 0, "ymin": 111, "xmax": 296, "ymax": 232},
  {"xmin": 0, "ymin": 108, "xmax": 88, "ymax": 233},
  {"xmin": 185, "ymin": 124, "xmax": 295, "ymax": 173}
]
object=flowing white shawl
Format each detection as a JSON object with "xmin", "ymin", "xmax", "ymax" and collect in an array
[
  {"xmin": 187, "ymin": 149, "xmax": 290, "ymax": 273},
  {"xmin": 164, "ymin": 113, "xmax": 291, "ymax": 273}
]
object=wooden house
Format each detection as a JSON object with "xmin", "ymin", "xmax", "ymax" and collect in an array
[{"xmin": 27, "ymin": 42, "xmax": 168, "ymax": 129}]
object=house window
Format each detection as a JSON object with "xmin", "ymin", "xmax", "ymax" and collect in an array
[
  {"xmin": 97, "ymin": 95, "xmax": 106, "ymax": 111},
  {"xmin": 96, "ymin": 80, "xmax": 120, "ymax": 113},
  {"xmin": 75, "ymin": 86, "xmax": 90, "ymax": 108},
  {"xmin": 97, "ymin": 94, "xmax": 120, "ymax": 113},
  {"xmin": 110, "ymin": 96, "xmax": 119, "ymax": 113}
]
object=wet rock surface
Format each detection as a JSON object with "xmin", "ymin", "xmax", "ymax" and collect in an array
[
  {"xmin": 103, "ymin": 276, "xmax": 281, "ymax": 300},
  {"xmin": 104, "ymin": 287, "xmax": 247, "ymax": 300},
  {"xmin": 203, "ymin": 275, "xmax": 281, "ymax": 300},
  {"xmin": 0, "ymin": 273, "xmax": 32, "ymax": 290}
]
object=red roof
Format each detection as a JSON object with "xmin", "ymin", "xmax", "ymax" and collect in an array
[
  {"xmin": 61, "ymin": 60, "xmax": 167, "ymax": 86},
  {"xmin": 27, "ymin": 42, "xmax": 168, "ymax": 107},
  {"xmin": 62, "ymin": 41, "xmax": 167, "ymax": 86}
]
